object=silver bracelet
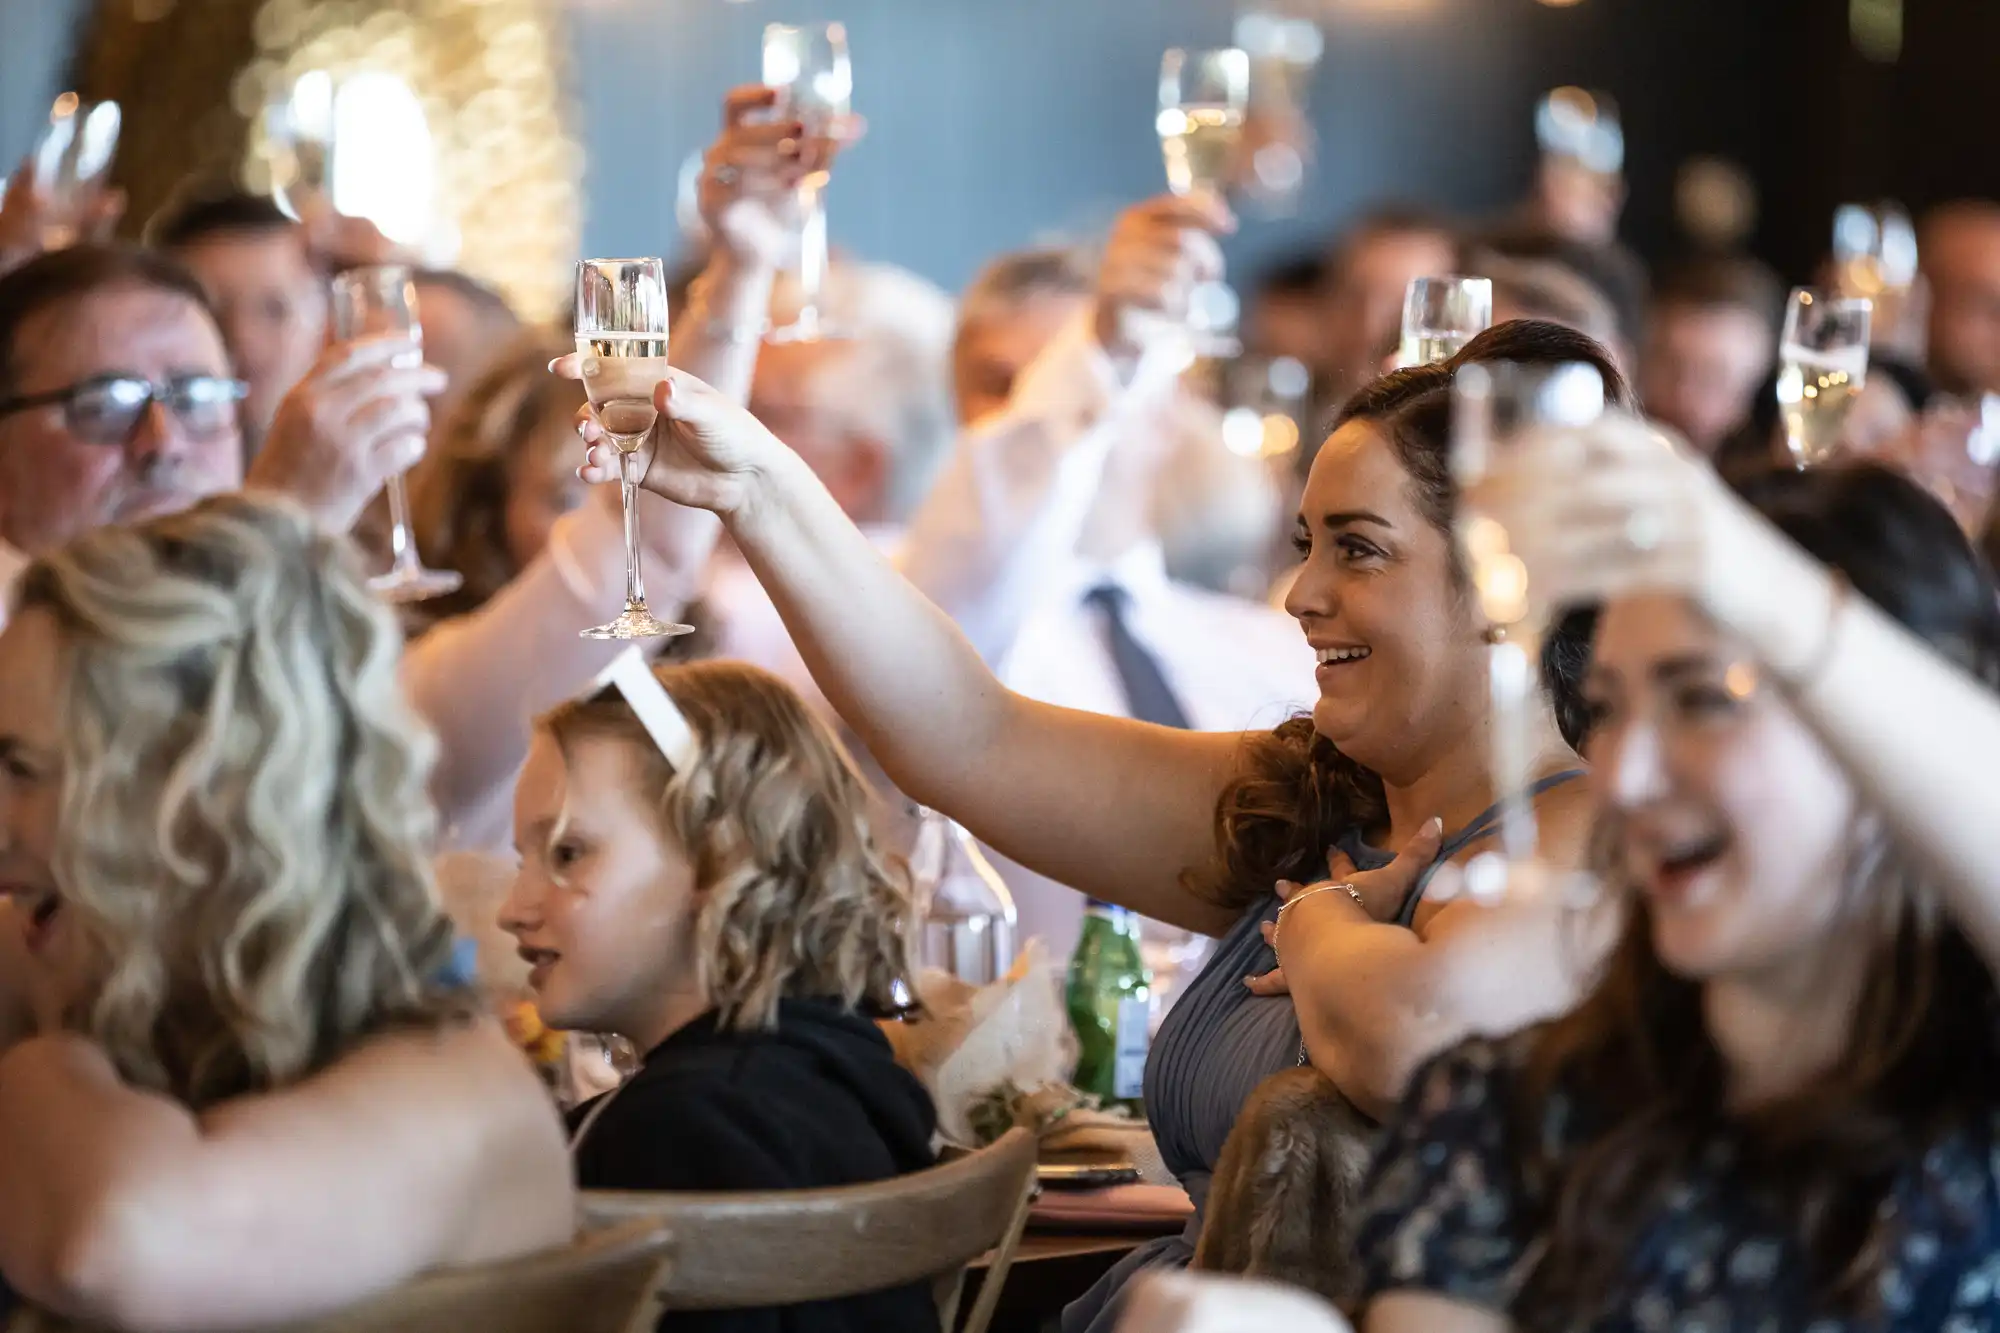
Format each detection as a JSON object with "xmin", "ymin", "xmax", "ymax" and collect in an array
[
  {"xmin": 1273, "ymin": 881, "xmax": 1365, "ymax": 959},
  {"xmin": 1277, "ymin": 881, "xmax": 1364, "ymax": 923}
]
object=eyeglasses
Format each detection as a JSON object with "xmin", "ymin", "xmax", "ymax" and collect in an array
[{"xmin": 0, "ymin": 374, "xmax": 248, "ymax": 446}]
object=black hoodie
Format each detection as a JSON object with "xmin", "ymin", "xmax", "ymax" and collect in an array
[{"xmin": 568, "ymin": 998, "xmax": 941, "ymax": 1333}]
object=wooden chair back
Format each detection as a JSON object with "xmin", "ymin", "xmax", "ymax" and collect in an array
[
  {"xmin": 581, "ymin": 1126, "xmax": 1037, "ymax": 1333},
  {"xmin": 9, "ymin": 1217, "xmax": 675, "ymax": 1333}
]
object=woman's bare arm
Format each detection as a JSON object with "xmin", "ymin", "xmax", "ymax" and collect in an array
[
  {"xmin": 1281, "ymin": 785, "xmax": 1606, "ymax": 1118},
  {"xmin": 0, "ymin": 1023, "xmax": 572, "ymax": 1332},
  {"xmin": 732, "ymin": 444, "xmax": 1246, "ymax": 934},
  {"xmin": 559, "ymin": 369, "xmax": 1259, "ymax": 934}
]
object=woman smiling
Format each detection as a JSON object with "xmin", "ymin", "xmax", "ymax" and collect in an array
[{"xmin": 564, "ymin": 319, "xmax": 1623, "ymax": 1326}]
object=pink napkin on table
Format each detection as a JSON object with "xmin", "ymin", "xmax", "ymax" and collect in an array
[{"xmin": 1029, "ymin": 1183, "xmax": 1194, "ymax": 1233}]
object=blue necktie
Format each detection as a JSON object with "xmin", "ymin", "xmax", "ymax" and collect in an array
[{"xmin": 1084, "ymin": 583, "xmax": 1192, "ymax": 730}]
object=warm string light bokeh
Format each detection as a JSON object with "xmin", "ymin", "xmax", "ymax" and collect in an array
[{"xmin": 237, "ymin": 0, "xmax": 580, "ymax": 321}]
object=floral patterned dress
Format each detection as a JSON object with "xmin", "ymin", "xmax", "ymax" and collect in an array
[{"xmin": 1358, "ymin": 1034, "xmax": 2000, "ymax": 1331}]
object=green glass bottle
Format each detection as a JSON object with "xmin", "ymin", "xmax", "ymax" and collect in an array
[{"xmin": 1067, "ymin": 899, "xmax": 1153, "ymax": 1114}]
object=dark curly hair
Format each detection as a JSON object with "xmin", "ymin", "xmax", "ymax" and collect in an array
[
  {"xmin": 1190, "ymin": 319, "xmax": 1628, "ymax": 911},
  {"xmin": 1516, "ymin": 462, "xmax": 2000, "ymax": 1325}
]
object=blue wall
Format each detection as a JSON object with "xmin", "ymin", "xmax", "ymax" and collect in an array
[
  {"xmin": 1, "ymin": 0, "xmax": 1791, "ymax": 291},
  {"xmin": 566, "ymin": 0, "xmax": 1550, "ymax": 291},
  {"xmin": 0, "ymin": 0, "xmax": 79, "ymax": 168}
]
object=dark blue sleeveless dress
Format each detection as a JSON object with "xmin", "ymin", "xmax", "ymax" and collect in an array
[{"xmin": 1061, "ymin": 771, "xmax": 1587, "ymax": 1333}]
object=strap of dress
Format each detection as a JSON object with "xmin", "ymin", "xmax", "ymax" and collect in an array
[{"xmin": 1395, "ymin": 768, "xmax": 1589, "ymax": 926}]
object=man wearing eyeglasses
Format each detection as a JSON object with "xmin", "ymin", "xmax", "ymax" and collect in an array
[
  {"xmin": 0, "ymin": 247, "xmax": 242, "ymax": 573},
  {"xmin": 0, "ymin": 244, "xmax": 444, "ymax": 625}
]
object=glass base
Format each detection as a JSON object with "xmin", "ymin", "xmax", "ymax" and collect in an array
[
  {"xmin": 579, "ymin": 605, "xmax": 696, "ymax": 641},
  {"xmin": 370, "ymin": 564, "xmax": 464, "ymax": 605}
]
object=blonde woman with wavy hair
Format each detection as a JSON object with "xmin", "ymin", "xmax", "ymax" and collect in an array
[
  {"xmin": 501, "ymin": 657, "xmax": 938, "ymax": 1333},
  {"xmin": 0, "ymin": 495, "xmax": 572, "ymax": 1328}
]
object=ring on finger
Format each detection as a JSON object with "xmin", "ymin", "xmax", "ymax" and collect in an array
[{"xmin": 711, "ymin": 164, "xmax": 741, "ymax": 188}]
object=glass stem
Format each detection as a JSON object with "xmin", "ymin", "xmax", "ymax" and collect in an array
[
  {"xmin": 797, "ymin": 177, "xmax": 827, "ymax": 330},
  {"xmin": 1489, "ymin": 635, "xmax": 1539, "ymax": 865},
  {"xmin": 619, "ymin": 448, "xmax": 647, "ymax": 613},
  {"xmin": 385, "ymin": 473, "xmax": 416, "ymax": 572}
]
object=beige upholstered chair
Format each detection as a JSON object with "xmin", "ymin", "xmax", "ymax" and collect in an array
[
  {"xmin": 9, "ymin": 1216, "xmax": 675, "ymax": 1333},
  {"xmin": 581, "ymin": 1126, "xmax": 1038, "ymax": 1333}
]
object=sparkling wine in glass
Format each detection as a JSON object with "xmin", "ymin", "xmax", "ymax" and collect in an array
[
  {"xmin": 1398, "ymin": 276, "xmax": 1494, "ymax": 368},
  {"xmin": 1777, "ymin": 288, "xmax": 1871, "ymax": 468},
  {"xmin": 575, "ymin": 258, "xmax": 692, "ymax": 642},
  {"xmin": 29, "ymin": 94, "xmax": 120, "ymax": 251},
  {"xmin": 330, "ymin": 266, "xmax": 463, "ymax": 604},
  {"xmin": 1453, "ymin": 360, "xmax": 1605, "ymax": 894},
  {"xmin": 763, "ymin": 22, "xmax": 852, "ymax": 345},
  {"xmin": 1160, "ymin": 47, "xmax": 1250, "ymax": 356}
]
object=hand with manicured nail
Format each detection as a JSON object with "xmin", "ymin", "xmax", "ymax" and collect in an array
[
  {"xmin": 1243, "ymin": 817, "xmax": 1445, "ymax": 998},
  {"xmin": 700, "ymin": 85, "xmax": 867, "ymax": 272},
  {"xmin": 248, "ymin": 333, "xmax": 447, "ymax": 534},
  {"xmin": 546, "ymin": 358, "xmax": 792, "ymax": 521}
]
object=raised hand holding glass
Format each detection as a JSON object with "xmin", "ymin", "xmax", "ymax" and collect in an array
[
  {"xmin": 1453, "ymin": 361, "xmax": 1605, "ymax": 896},
  {"xmin": 330, "ymin": 266, "xmax": 462, "ymax": 604}
]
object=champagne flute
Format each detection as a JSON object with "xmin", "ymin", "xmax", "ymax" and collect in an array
[
  {"xmin": 264, "ymin": 71, "xmax": 336, "ymax": 222},
  {"xmin": 575, "ymin": 257, "xmax": 692, "ymax": 642},
  {"xmin": 1232, "ymin": 2, "xmax": 1324, "ymax": 215},
  {"xmin": 330, "ymin": 266, "xmax": 464, "ymax": 604},
  {"xmin": 1159, "ymin": 47, "xmax": 1251, "ymax": 357},
  {"xmin": 1452, "ymin": 360, "xmax": 1605, "ymax": 896},
  {"xmin": 1776, "ymin": 288, "xmax": 1871, "ymax": 468},
  {"xmin": 29, "ymin": 94, "xmax": 120, "ymax": 250},
  {"xmin": 763, "ymin": 22, "xmax": 853, "ymax": 344},
  {"xmin": 1832, "ymin": 201, "xmax": 1918, "ymax": 302},
  {"xmin": 1398, "ymin": 276, "xmax": 1493, "ymax": 368}
]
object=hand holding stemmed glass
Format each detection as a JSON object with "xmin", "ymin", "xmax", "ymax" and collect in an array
[
  {"xmin": 699, "ymin": 84, "xmax": 864, "ymax": 278},
  {"xmin": 1463, "ymin": 409, "xmax": 1827, "ymax": 682},
  {"xmin": 570, "ymin": 257, "xmax": 692, "ymax": 641},
  {"xmin": 1450, "ymin": 360, "xmax": 1607, "ymax": 898},
  {"xmin": 325, "ymin": 266, "xmax": 463, "ymax": 603}
]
